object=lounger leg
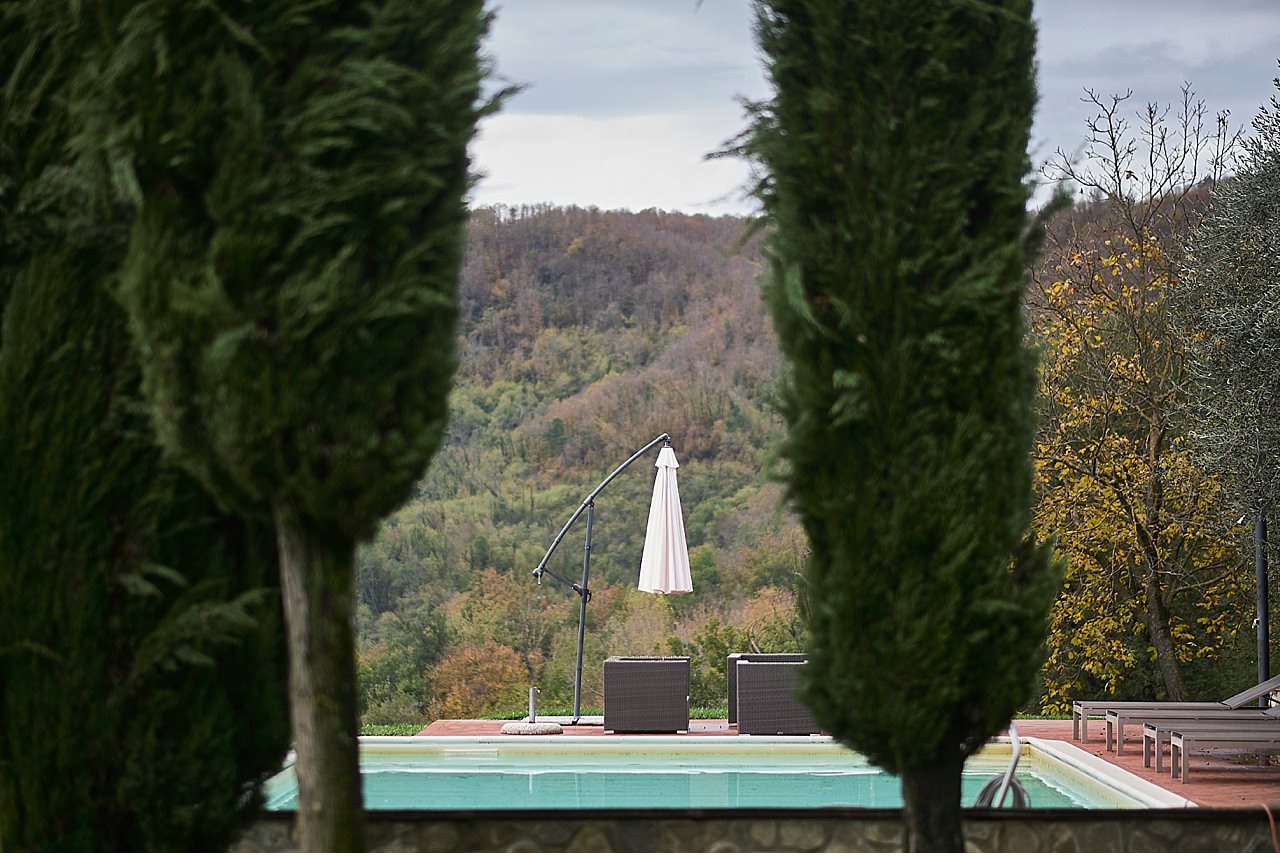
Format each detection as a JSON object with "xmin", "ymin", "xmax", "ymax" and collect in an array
[
  {"xmin": 1116, "ymin": 721, "xmax": 1126, "ymax": 755},
  {"xmin": 1073, "ymin": 711, "xmax": 1080, "ymax": 741},
  {"xmin": 1142, "ymin": 733, "xmax": 1151, "ymax": 769},
  {"xmin": 1105, "ymin": 718, "xmax": 1114, "ymax": 753}
]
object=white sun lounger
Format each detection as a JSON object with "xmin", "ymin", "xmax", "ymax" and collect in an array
[
  {"xmin": 1106, "ymin": 705, "xmax": 1280, "ymax": 754},
  {"xmin": 1072, "ymin": 674, "xmax": 1280, "ymax": 742}
]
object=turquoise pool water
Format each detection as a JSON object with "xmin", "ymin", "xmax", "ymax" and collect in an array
[{"xmin": 263, "ymin": 737, "xmax": 1166, "ymax": 811}]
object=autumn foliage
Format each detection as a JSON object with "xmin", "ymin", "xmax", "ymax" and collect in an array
[
  {"xmin": 355, "ymin": 205, "xmax": 807, "ymax": 722},
  {"xmin": 428, "ymin": 642, "xmax": 529, "ymax": 720},
  {"xmin": 357, "ymin": 186, "xmax": 1264, "ymax": 727},
  {"xmin": 1026, "ymin": 85, "xmax": 1260, "ymax": 711},
  {"xmin": 1032, "ymin": 224, "xmax": 1250, "ymax": 709}
]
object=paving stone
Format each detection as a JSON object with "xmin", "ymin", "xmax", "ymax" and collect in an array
[
  {"xmin": 748, "ymin": 820, "xmax": 778, "ymax": 847},
  {"xmin": 565, "ymin": 823, "xmax": 614, "ymax": 852},
  {"xmin": 777, "ymin": 820, "xmax": 827, "ymax": 851}
]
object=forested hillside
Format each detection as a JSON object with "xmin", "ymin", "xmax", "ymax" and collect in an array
[
  {"xmin": 356, "ymin": 205, "xmax": 806, "ymax": 722},
  {"xmin": 357, "ymin": 197, "xmax": 1261, "ymax": 725}
]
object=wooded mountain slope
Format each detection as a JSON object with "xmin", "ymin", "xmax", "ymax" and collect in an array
[
  {"xmin": 356, "ymin": 198, "xmax": 1258, "ymax": 723},
  {"xmin": 356, "ymin": 205, "xmax": 806, "ymax": 720}
]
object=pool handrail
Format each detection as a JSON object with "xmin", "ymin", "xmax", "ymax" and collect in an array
[{"xmin": 992, "ymin": 722, "xmax": 1022, "ymax": 807}]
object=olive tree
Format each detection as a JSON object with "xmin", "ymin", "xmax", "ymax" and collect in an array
[{"xmin": 1176, "ymin": 74, "xmax": 1280, "ymax": 523}]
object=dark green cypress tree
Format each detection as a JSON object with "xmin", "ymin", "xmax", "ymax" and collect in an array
[
  {"xmin": 78, "ymin": 1, "xmax": 498, "ymax": 848},
  {"xmin": 0, "ymin": 5, "xmax": 289, "ymax": 851},
  {"xmin": 743, "ymin": 0, "xmax": 1061, "ymax": 849}
]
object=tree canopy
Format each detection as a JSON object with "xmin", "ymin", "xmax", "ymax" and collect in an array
[
  {"xmin": 1032, "ymin": 87, "xmax": 1254, "ymax": 707},
  {"xmin": 1176, "ymin": 72, "xmax": 1280, "ymax": 521}
]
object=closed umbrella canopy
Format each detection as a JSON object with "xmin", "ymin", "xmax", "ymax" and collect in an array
[{"xmin": 638, "ymin": 444, "xmax": 693, "ymax": 594}]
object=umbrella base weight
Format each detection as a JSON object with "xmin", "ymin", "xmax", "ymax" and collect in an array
[{"xmin": 500, "ymin": 721, "xmax": 564, "ymax": 735}]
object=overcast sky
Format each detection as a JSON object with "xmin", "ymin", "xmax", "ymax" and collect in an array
[{"xmin": 469, "ymin": 0, "xmax": 1280, "ymax": 216}]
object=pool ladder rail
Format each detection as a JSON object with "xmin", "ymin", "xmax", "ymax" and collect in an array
[{"xmin": 974, "ymin": 723, "xmax": 1029, "ymax": 808}]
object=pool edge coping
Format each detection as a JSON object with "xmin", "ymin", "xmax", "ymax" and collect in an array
[{"xmin": 1019, "ymin": 735, "xmax": 1195, "ymax": 810}]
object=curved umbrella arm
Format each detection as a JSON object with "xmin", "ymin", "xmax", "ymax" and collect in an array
[{"xmin": 531, "ymin": 432, "xmax": 670, "ymax": 584}]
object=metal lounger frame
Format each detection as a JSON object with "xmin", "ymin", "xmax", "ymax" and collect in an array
[
  {"xmin": 1105, "ymin": 705, "xmax": 1280, "ymax": 754},
  {"xmin": 1141, "ymin": 717, "xmax": 1280, "ymax": 773},
  {"xmin": 1169, "ymin": 728, "xmax": 1280, "ymax": 783}
]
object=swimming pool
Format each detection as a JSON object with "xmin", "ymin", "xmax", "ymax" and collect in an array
[{"xmin": 262, "ymin": 736, "xmax": 1188, "ymax": 811}]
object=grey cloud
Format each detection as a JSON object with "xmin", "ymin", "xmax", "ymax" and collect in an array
[
  {"xmin": 476, "ymin": 0, "xmax": 1280, "ymax": 213},
  {"xmin": 487, "ymin": 0, "xmax": 766, "ymax": 118}
]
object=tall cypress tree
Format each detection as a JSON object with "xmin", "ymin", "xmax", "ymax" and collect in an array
[
  {"xmin": 0, "ymin": 5, "xmax": 289, "ymax": 850},
  {"xmin": 743, "ymin": 0, "xmax": 1060, "ymax": 849},
  {"xmin": 80, "ymin": 1, "xmax": 497, "ymax": 848}
]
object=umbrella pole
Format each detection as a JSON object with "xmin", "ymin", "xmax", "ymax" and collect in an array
[
  {"xmin": 1257, "ymin": 512, "xmax": 1270, "ymax": 703},
  {"xmin": 572, "ymin": 502, "xmax": 595, "ymax": 725},
  {"xmin": 530, "ymin": 433, "xmax": 671, "ymax": 724}
]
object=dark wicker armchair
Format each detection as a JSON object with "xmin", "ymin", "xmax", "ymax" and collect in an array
[
  {"xmin": 734, "ymin": 659, "xmax": 820, "ymax": 736},
  {"xmin": 726, "ymin": 652, "xmax": 807, "ymax": 725},
  {"xmin": 603, "ymin": 656, "xmax": 690, "ymax": 733}
]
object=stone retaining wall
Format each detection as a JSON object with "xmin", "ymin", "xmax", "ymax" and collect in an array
[{"xmin": 234, "ymin": 808, "xmax": 1277, "ymax": 852}]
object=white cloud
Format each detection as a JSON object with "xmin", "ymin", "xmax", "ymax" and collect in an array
[{"xmin": 469, "ymin": 109, "xmax": 757, "ymax": 216}]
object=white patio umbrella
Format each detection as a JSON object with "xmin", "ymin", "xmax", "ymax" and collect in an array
[
  {"xmin": 532, "ymin": 433, "xmax": 679, "ymax": 723},
  {"xmin": 637, "ymin": 444, "xmax": 693, "ymax": 594}
]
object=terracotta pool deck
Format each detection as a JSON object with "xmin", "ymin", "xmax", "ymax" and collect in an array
[{"xmin": 417, "ymin": 717, "xmax": 1280, "ymax": 809}]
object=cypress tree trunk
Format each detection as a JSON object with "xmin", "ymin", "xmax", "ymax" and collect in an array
[
  {"xmin": 275, "ymin": 501, "xmax": 365, "ymax": 852},
  {"xmin": 900, "ymin": 754, "xmax": 965, "ymax": 853}
]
